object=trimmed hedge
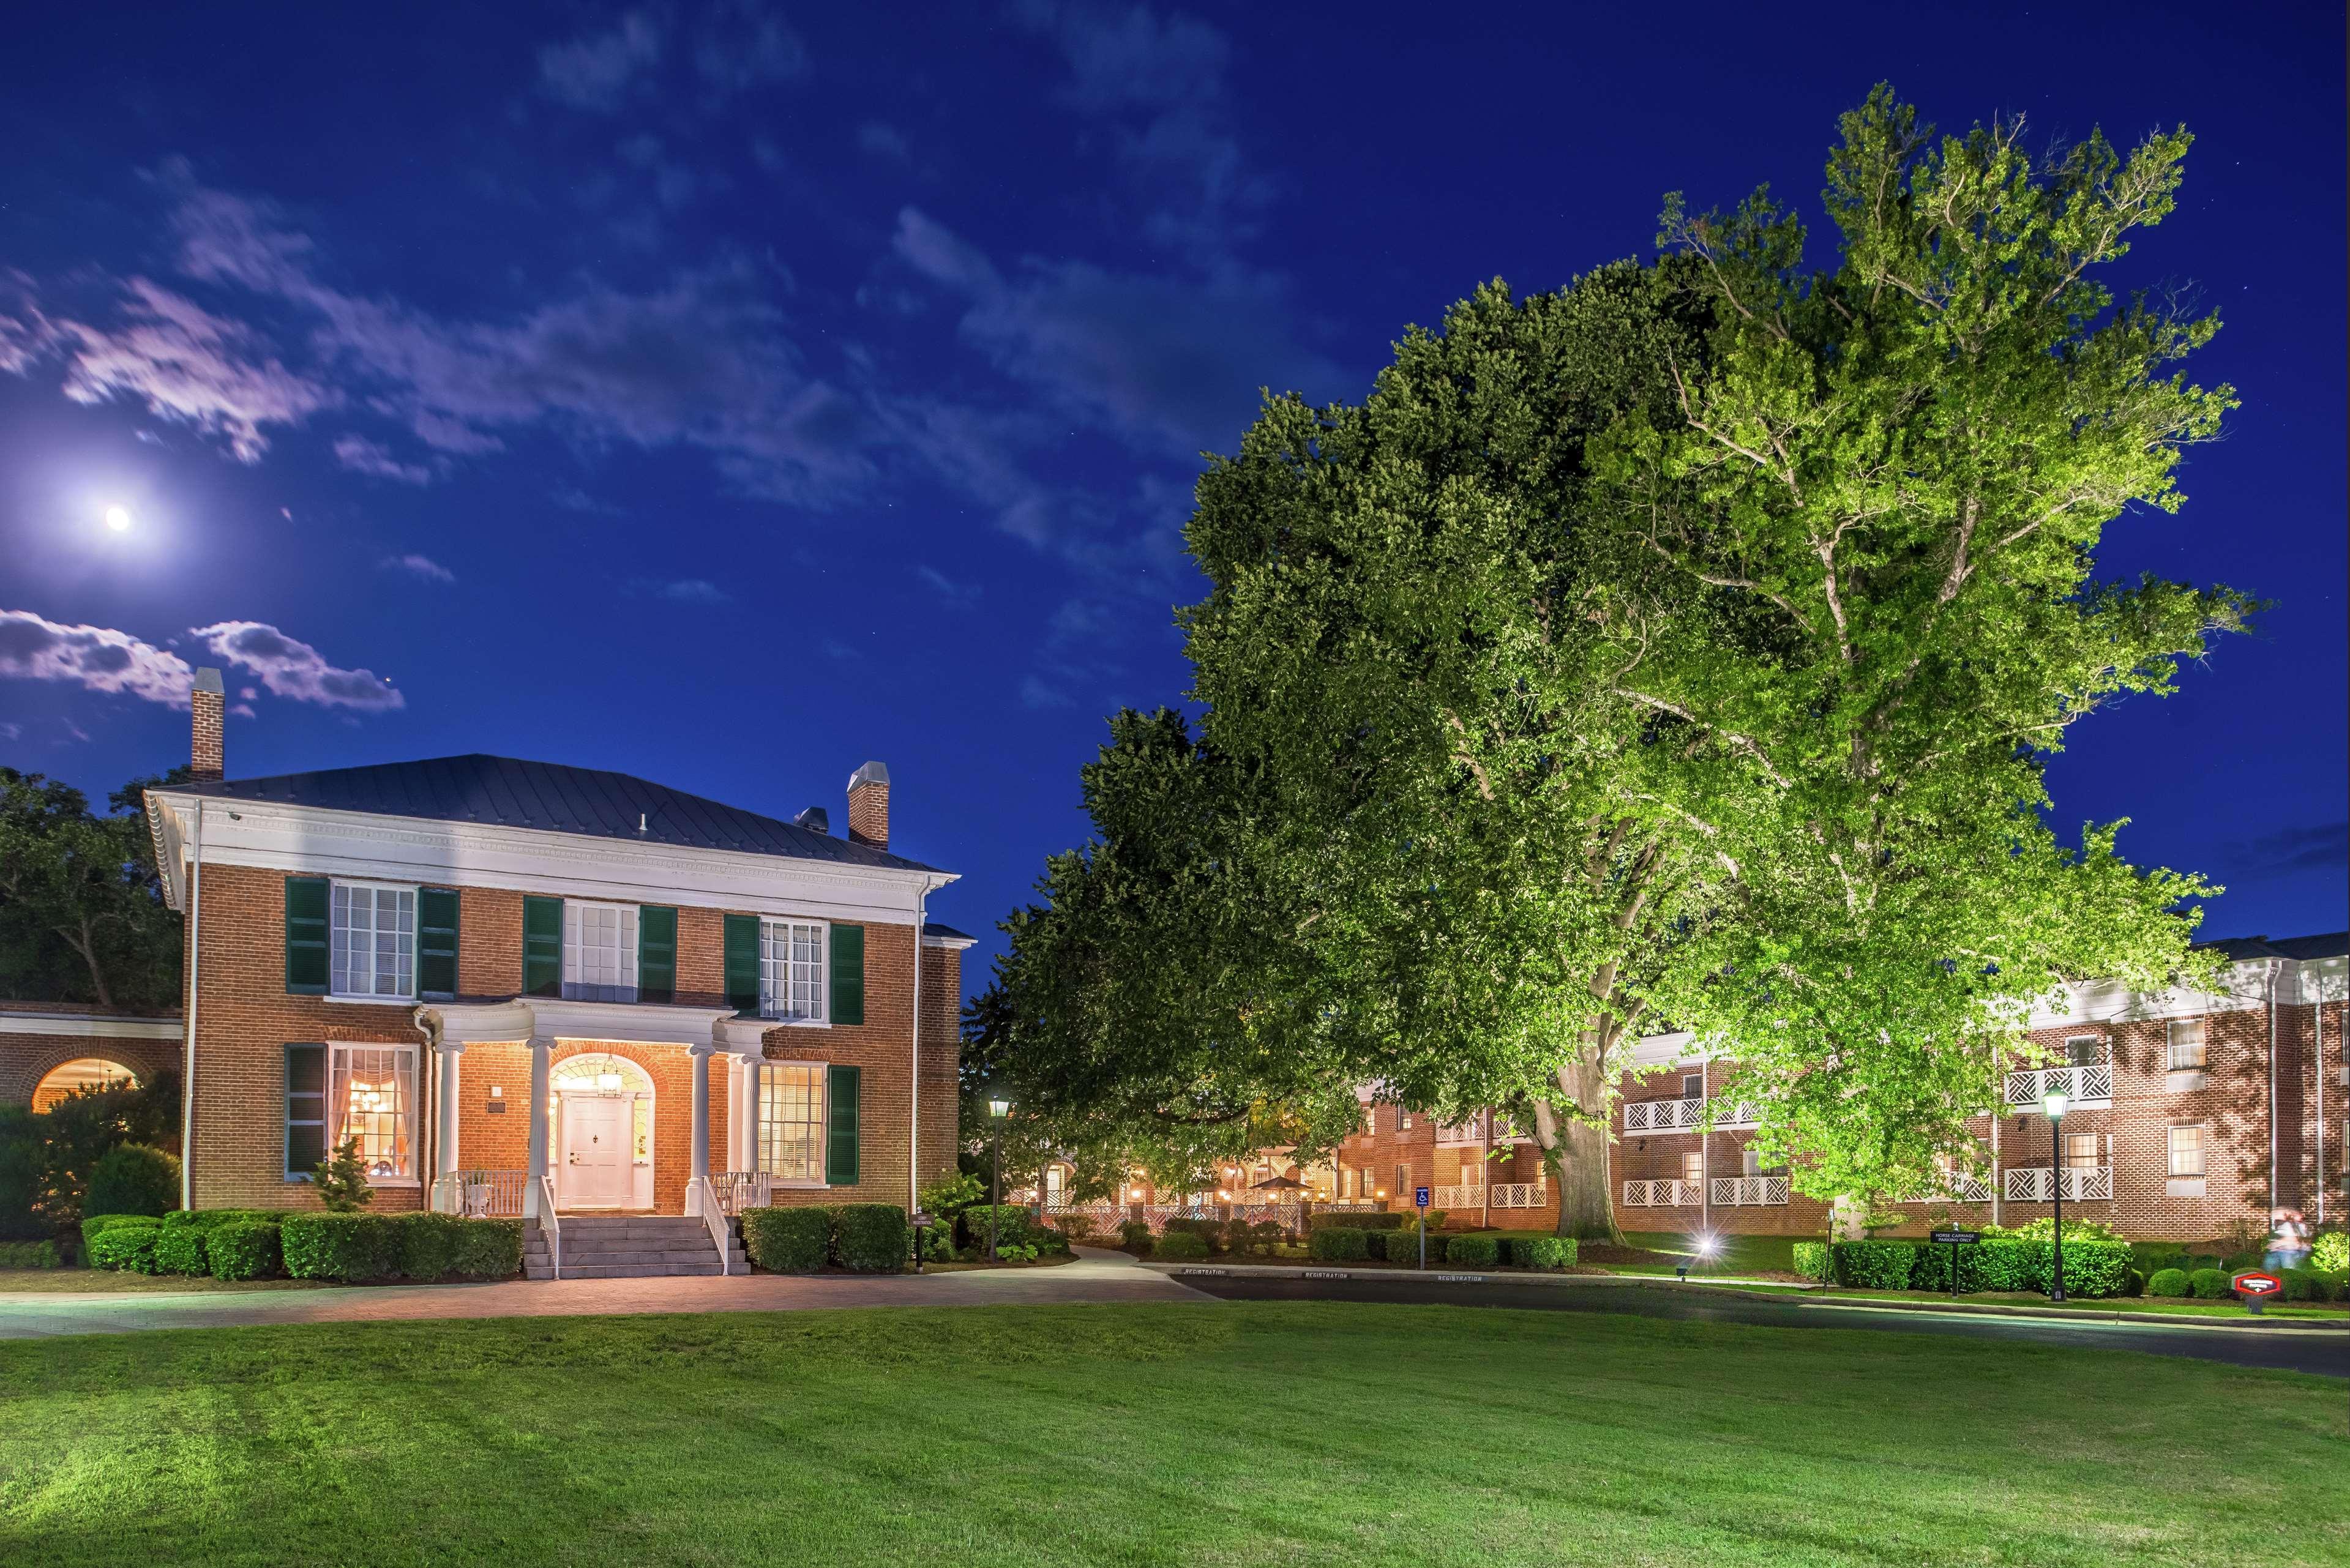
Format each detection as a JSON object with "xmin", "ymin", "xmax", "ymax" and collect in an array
[
  {"xmin": 81, "ymin": 1212, "xmax": 155, "ymax": 1252},
  {"xmin": 151, "ymin": 1224, "xmax": 210, "ymax": 1277},
  {"xmin": 1816, "ymin": 1236, "xmax": 2133, "ymax": 1298},
  {"xmin": 209, "ymin": 1222, "xmax": 282, "ymax": 1281},
  {"xmin": 2188, "ymin": 1267, "xmax": 2231, "ymax": 1299},
  {"xmin": 834, "ymin": 1204, "xmax": 910, "ymax": 1271},
  {"xmin": 281, "ymin": 1214, "xmax": 401, "ymax": 1282},
  {"xmin": 391, "ymin": 1212, "xmax": 523, "ymax": 1281},
  {"xmin": 1154, "ymin": 1230, "xmax": 1210, "ymax": 1261},
  {"xmin": 1495, "ymin": 1233, "xmax": 1576, "ymax": 1269},
  {"xmin": 2281, "ymin": 1268, "xmax": 2338, "ymax": 1303},
  {"xmin": 1445, "ymin": 1234, "xmax": 1499, "ymax": 1267},
  {"xmin": 743, "ymin": 1206, "xmax": 829, "ymax": 1273},
  {"xmin": 1117, "ymin": 1220, "xmax": 1154, "ymax": 1255},
  {"xmin": 0, "ymin": 1238, "xmax": 60, "ymax": 1268},
  {"xmin": 1308, "ymin": 1211, "xmax": 1407, "ymax": 1232},
  {"xmin": 1793, "ymin": 1241, "xmax": 1830, "ymax": 1281},
  {"xmin": 85, "ymin": 1144, "xmax": 179, "ymax": 1219},
  {"xmin": 1309, "ymin": 1227, "xmax": 1369, "ymax": 1262},
  {"xmin": 2145, "ymin": 1267, "xmax": 2192, "ymax": 1297},
  {"xmin": 1833, "ymin": 1241, "xmax": 1918, "ymax": 1290},
  {"xmin": 1162, "ymin": 1216, "xmax": 1226, "ymax": 1252},
  {"xmin": 88, "ymin": 1220, "xmax": 160, "ymax": 1272}
]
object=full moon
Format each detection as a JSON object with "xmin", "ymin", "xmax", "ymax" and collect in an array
[{"xmin": 103, "ymin": 505, "xmax": 132, "ymax": 532}]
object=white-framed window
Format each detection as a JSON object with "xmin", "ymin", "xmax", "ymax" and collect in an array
[
  {"xmin": 1399, "ymin": 1111, "xmax": 1412, "ymax": 1129},
  {"xmin": 330, "ymin": 881, "xmax": 415, "ymax": 999},
  {"xmin": 760, "ymin": 920, "xmax": 827, "ymax": 1022},
  {"xmin": 2167, "ymin": 1018, "xmax": 2207, "ymax": 1072},
  {"xmin": 1680, "ymin": 1151, "xmax": 1703, "ymax": 1184},
  {"xmin": 2168, "ymin": 1123, "xmax": 2206, "ymax": 1178},
  {"xmin": 2063, "ymin": 1034, "xmax": 2103, "ymax": 1067},
  {"xmin": 330, "ymin": 1042, "xmax": 417, "ymax": 1183},
  {"xmin": 757, "ymin": 1062, "xmax": 827, "ymax": 1182},
  {"xmin": 2062, "ymin": 1132, "xmax": 2100, "ymax": 1170},
  {"xmin": 1682, "ymin": 1073, "xmax": 1704, "ymax": 1099},
  {"xmin": 563, "ymin": 902, "xmax": 640, "ymax": 1002}
]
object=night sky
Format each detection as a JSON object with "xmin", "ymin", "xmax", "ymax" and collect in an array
[{"xmin": 2, "ymin": 2, "xmax": 2342, "ymax": 999}]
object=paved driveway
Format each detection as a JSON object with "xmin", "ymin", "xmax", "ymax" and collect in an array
[{"xmin": 0, "ymin": 1246, "xmax": 1208, "ymax": 1339}]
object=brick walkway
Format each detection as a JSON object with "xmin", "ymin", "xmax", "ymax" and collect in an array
[{"xmin": 0, "ymin": 1246, "xmax": 1209, "ymax": 1339}]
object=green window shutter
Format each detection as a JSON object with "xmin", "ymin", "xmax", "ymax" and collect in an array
[
  {"xmin": 825, "ymin": 1064, "xmax": 860, "ymax": 1186},
  {"xmin": 724, "ymin": 914, "xmax": 760, "ymax": 1018},
  {"xmin": 284, "ymin": 877, "xmax": 329, "ymax": 995},
  {"xmin": 831, "ymin": 924, "xmax": 864, "ymax": 1026},
  {"xmin": 522, "ymin": 897, "xmax": 563, "ymax": 998},
  {"xmin": 418, "ymin": 887, "xmax": 460, "ymax": 999},
  {"xmin": 638, "ymin": 905, "xmax": 678, "ymax": 1004},
  {"xmin": 285, "ymin": 1043, "xmax": 327, "ymax": 1177}
]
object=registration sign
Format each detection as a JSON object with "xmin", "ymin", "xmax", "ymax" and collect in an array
[{"xmin": 2231, "ymin": 1271, "xmax": 2282, "ymax": 1297}]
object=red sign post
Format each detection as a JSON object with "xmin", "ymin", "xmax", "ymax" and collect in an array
[{"xmin": 2231, "ymin": 1271, "xmax": 2282, "ymax": 1314}]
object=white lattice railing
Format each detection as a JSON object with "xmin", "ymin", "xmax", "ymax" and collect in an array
[
  {"xmin": 1432, "ymin": 1185, "xmax": 1478, "ymax": 1209},
  {"xmin": 1432, "ymin": 1182, "xmax": 1549, "ymax": 1209},
  {"xmin": 1708, "ymin": 1176, "xmax": 1790, "ymax": 1206},
  {"xmin": 1621, "ymin": 1179, "xmax": 1703, "ymax": 1208},
  {"xmin": 1624, "ymin": 1097, "xmax": 1705, "ymax": 1134},
  {"xmin": 709, "ymin": 1171, "xmax": 773, "ymax": 1216},
  {"xmin": 1901, "ymin": 1174, "xmax": 1994, "ymax": 1204},
  {"xmin": 2004, "ymin": 1165, "xmax": 2112, "ymax": 1202},
  {"xmin": 431, "ymin": 1169, "xmax": 528, "ymax": 1217},
  {"xmin": 1707, "ymin": 1099, "xmax": 1764, "ymax": 1130},
  {"xmin": 2005, "ymin": 1063, "xmax": 2112, "ymax": 1107},
  {"xmin": 1435, "ymin": 1121, "xmax": 1484, "ymax": 1146}
]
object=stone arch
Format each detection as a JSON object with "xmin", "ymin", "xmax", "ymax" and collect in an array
[
  {"xmin": 0, "ymin": 1032, "xmax": 178, "ymax": 1108},
  {"xmin": 31, "ymin": 1057, "xmax": 143, "ymax": 1112}
]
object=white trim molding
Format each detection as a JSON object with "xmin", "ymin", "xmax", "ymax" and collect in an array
[{"xmin": 0, "ymin": 1012, "xmax": 184, "ymax": 1040}]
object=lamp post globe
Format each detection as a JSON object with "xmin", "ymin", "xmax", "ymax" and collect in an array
[
  {"xmin": 2042, "ymin": 1089, "xmax": 2068, "ymax": 1302},
  {"xmin": 987, "ymin": 1097, "xmax": 1011, "ymax": 1261}
]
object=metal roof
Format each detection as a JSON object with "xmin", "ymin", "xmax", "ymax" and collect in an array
[{"xmin": 169, "ymin": 753, "xmax": 946, "ymax": 874}]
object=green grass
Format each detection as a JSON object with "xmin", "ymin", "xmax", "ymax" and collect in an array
[
  {"xmin": 1618, "ymin": 1230, "xmax": 1798, "ymax": 1274},
  {"xmin": 3, "ymin": 1304, "xmax": 2343, "ymax": 1566},
  {"xmin": 1701, "ymin": 1281, "xmax": 2349, "ymax": 1318},
  {"xmin": 0, "ymin": 1267, "xmax": 327, "ymax": 1296}
]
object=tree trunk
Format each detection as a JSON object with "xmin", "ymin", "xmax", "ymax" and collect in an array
[{"xmin": 1538, "ymin": 1054, "xmax": 1622, "ymax": 1243}]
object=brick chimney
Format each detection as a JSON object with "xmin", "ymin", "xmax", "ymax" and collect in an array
[
  {"xmin": 846, "ymin": 761, "xmax": 889, "ymax": 849},
  {"xmin": 190, "ymin": 668, "xmax": 225, "ymax": 781}
]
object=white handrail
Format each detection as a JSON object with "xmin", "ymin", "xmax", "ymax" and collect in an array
[
  {"xmin": 537, "ymin": 1173, "xmax": 561, "ymax": 1279},
  {"xmin": 693, "ymin": 1176, "xmax": 731, "ymax": 1275}
]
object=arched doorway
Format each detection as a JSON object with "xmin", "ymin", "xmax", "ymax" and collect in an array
[
  {"xmin": 550, "ymin": 1053, "xmax": 654, "ymax": 1211},
  {"xmin": 31, "ymin": 1058, "xmax": 140, "ymax": 1113}
]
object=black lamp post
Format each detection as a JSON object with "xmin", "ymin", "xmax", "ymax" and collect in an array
[
  {"xmin": 988, "ymin": 1096, "xmax": 1011, "ymax": 1260},
  {"xmin": 2043, "ymin": 1088, "xmax": 2068, "ymax": 1302}
]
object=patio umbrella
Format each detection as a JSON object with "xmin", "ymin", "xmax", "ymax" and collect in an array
[{"xmin": 1250, "ymin": 1174, "xmax": 1307, "ymax": 1190}]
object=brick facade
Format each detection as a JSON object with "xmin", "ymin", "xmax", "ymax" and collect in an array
[{"xmin": 0, "ymin": 1002, "xmax": 182, "ymax": 1113}]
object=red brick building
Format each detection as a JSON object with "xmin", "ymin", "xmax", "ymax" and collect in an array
[
  {"xmin": 102, "ymin": 669, "xmax": 970, "ymax": 1272},
  {"xmin": 1314, "ymin": 934, "xmax": 2347, "ymax": 1244}
]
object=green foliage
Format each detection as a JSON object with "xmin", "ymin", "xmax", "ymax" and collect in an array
[
  {"xmin": 959, "ymin": 1204, "xmax": 1038, "ymax": 1255},
  {"xmin": 1154, "ymin": 1230, "xmax": 1210, "ymax": 1261},
  {"xmin": 2188, "ymin": 1267, "xmax": 2231, "ymax": 1299},
  {"xmin": 1792, "ymin": 1241, "xmax": 1830, "ymax": 1281},
  {"xmin": 1445, "ymin": 1234, "xmax": 1499, "ymax": 1267},
  {"xmin": 917, "ymin": 1171, "xmax": 984, "ymax": 1222},
  {"xmin": 311, "ymin": 1136, "xmax": 374, "ymax": 1212},
  {"xmin": 1831, "ymin": 1242, "xmax": 1918, "ymax": 1290},
  {"xmin": 0, "ymin": 1238, "xmax": 60, "ymax": 1267},
  {"xmin": 1, "ymin": 1079, "xmax": 181, "ymax": 1240},
  {"xmin": 1162, "ymin": 1216, "xmax": 1226, "ymax": 1253},
  {"xmin": 1494, "ymin": 1233, "xmax": 1576, "ymax": 1269},
  {"xmin": 743, "ymin": 1206, "xmax": 830, "ymax": 1273},
  {"xmin": 1309, "ymin": 1211, "xmax": 1406, "ymax": 1232},
  {"xmin": 1309, "ymin": 1228, "xmax": 1369, "ymax": 1262},
  {"xmin": 280, "ymin": 1214, "xmax": 400, "ymax": 1282},
  {"xmin": 1987, "ymin": 1217, "xmax": 2121, "ymax": 1244},
  {"xmin": 87, "ymin": 1220, "xmax": 159, "ymax": 1272},
  {"xmin": 2310, "ymin": 1232, "xmax": 2348, "ymax": 1272},
  {"xmin": 995, "ymin": 1242, "xmax": 1041, "ymax": 1263},
  {"xmin": 84, "ymin": 1143, "xmax": 178, "ymax": 1219},
  {"xmin": 1117, "ymin": 1220, "xmax": 1153, "ymax": 1254},
  {"xmin": 2145, "ymin": 1267, "xmax": 2191, "ymax": 1298},
  {"xmin": 0, "ymin": 765, "xmax": 189, "ymax": 1010},
  {"xmin": 395, "ymin": 1212, "xmax": 471, "ymax": 1280},
  {"xmin": 1244, "ymin": 1220, "xmax": 1284, "ymax": 1255},
  {"xmin": 833, "ymin": 1204, "xmax": 910, "ymax": 1272},
  {"xmin": 2279, "ymin": 1268, "xmax": 2334, "ymax": 1304},
  {"xmin": 80, "ymin": 1212, "xmax": 152, "ymax": 1251},
  {"xmin": 0, "ymin": 1104, "xmax": 42, "ymax": 1241},
  {"xmin": 208, "ymin": 1222, "xmax": 282, "ymax": 1281},
  {"xmin": 150, "ymin": 1224, "xmax": 208, "ymax": 1275}
]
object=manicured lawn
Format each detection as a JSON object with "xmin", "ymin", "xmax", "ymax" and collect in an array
[
  {"xmin": 4, "ymin": 1304, "xmax": 2343, "ymax": 1567},
  {"xmin": 1703, "ymin": 1281, "xmax": 2350, "ymax": 1319},
  {"xmin": 0, "ymin": 1267, "xmax": 326, "ymax": 1296},
  {"xmin": 1618, "ymin": 1230, "xmax": 1799, "ymax": 1274}
]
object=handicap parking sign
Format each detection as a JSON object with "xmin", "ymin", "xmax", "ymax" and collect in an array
[{"xmin": 1414, "ymin": 1185, "xmax": 1430, "ymax": 1208}]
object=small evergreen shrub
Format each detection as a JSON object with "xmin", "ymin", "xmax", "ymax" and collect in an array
[
  {"xmin": 0, "ymin": 1239, "xmax": 60, "ymax": 1268},
  {"xmin": 395, "ymin": 1212, "xmax": 473, "ymax": 1280},
  {"xmin": 1247, "ymin": 1220, "xmax": 1285, "ymax": 1255},
  {"xmin": 151, "ymin": 1225, "xmax": 209, "ymax": 1276},
  {"xmin": 1308, "ymin": 1228, "xmax": 1369, "ymax": 1262},
  {"xmin": 1117, "ymin": 1219, "xmax": 1154, "ymax": 1253},
  {"xmin": 743, "ymin": 1206, "xmax": 830, "ymax": 1272},
  {"xmin": 2280, "ymin": 1267, "xmax": 2333, "ymax": 1303},
  {"xmin": 208, "ymin": 1222, "xmax": 282, "ymax": 1281},
  {"xmin": 1308, "ymin": 1211, "xmax": 1407, "ymax": 1231},
  {"xmin": 834, "ymin": 1204, "xmax": 910, "ymax": 1271},
  {"xmin": 1162, "ymin": 1216, "xmax": 1225, "ymax": 1253},
  {"xmin": 1832, "ymin": 1241, "xmax": 1917, "ymax": 1290},
  {"xmin": 1154, "ymin": 1230, "xmax": 1211, "ymax": 1261},
  {"xmin": 2310, "ymin": 1232, "xmax": 2349, "ymax": 1272},
  {"xmin": 1792, "ymin": 1241, "xmax": 1830, "ymax": 1281},
  {"xmin": 1445, "ymin": 1234, "xmax": 1499, "ymax": 1267},
  {"xmin": 449, "ymin": 1218, "xmax": 523, "ymax": 1278},
  {"xmin": 2146, "ymin": 1267, "xmax": 2192, "ymax": 1297},
  {"xmin": 84, "ymin": 1144, "xmax": 179, "ymax": 1219},
  {"xmin": 88, "ymin": 1220, "xmax": 160, "ymax": 1272},
  {"xmin": 2188, "ymin": 1267, "xmax": 2231, "ymax": 1299},
  {"xmin": 959, "ymin": 1204, "xmax": 1037, "ymax": 1254},
  {"xmin": 81, "ymin": 1213, "xmax": 154, "ymax": 1252},
  {"xmin": 280, "ymin": 1214, "xmax": 400, "ymax": 1282},
  {"xmin": 2047, "ymin": 1240, "xmax": 2132, "ymax": 1299},
  {"xmin": 1495, "ymin": 1234, "xmax": 1574, "ymax": 1269}
]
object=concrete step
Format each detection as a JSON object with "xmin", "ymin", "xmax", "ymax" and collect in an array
[{"xmin": 558, "ymin": 1261, "xmax": 733, "ymax": 1279}]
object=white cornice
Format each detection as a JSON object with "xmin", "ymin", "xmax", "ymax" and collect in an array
[
  {"xmin": 424, "ymin": 998, "xmax": 738, "ymax": 1050},
  {"xmin": 0, "ymin": 1013, "xmax": 184, "ymax": 1040},
  {"xmin": 148, "ymin": 791, "xmax": 954, "ymax": 925}
]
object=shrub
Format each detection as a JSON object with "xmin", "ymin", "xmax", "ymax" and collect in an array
[
  {"xmin": 834, "ymin": 1204, "xmax": 910, "ymax": 1271},
  {"xmin": 1117, "ymin": 1220, "xmax": 1154, "ymax": 1255},
  {"xmin": 1155, "ymin": 1230, "xmax": 1211, "ymax": 1261},
  {"xmin": 2311, "ymin": 1232, "xmax": 2349, "ymax": 1272},
  {"xmin": 450, "ymin": 1218, "xmax": 523, "ymax": 1279},
  {"xmin": 280, "ymin": 1214, "xmax": 400, "ymax": 1282},
  {"xmin": 1495, "ymin": 1233, "xmax": 1575, "ymax": 1269},
  {"xmin": 2280, "ymin": 1267, "xmax": 2334, "ymax": 1304},
  {"xmin": 151, "ymin": 1224, "xmax": 209, "ymax": 1276},
  {"xmin": 2188, "ymin": 1267, "xmax": 2231, "ymax": 1299},
  {"xmin": 88, "ymin": 1220, "xmax": 160, "ymax": 1272},
  {"xmin": 2146, "ymin": 1267, "xmax": 2192, "ymax": 1297},
  {"xmin": 959, "ymin": 1204, "xmax": 1036, "ymax": 1255},
  {"xmin": 1445, "ymin": 1234, "xmax": 1499, "ymax": 1267},
  {"xmin": 1792, "ymin": 1241, "xmax": 1830, "ymax": 1281},
  {"xmin": 996, "ymin": 1242, "xmax": 1040, "ymax": 1263},
  {"xmin": 1309, "ymin": 1227, "xmax": 1369, "ymax": 1262},
  {"xmin": 311, "ymin": 1136, "xmax": 373, "ymax": 1212},
  {"xmin": 1308, "ymin": 1210, "xmax": 1406, "ymax": 1231},
  {"xmin": 1989, "ymin": 1215, "xmax": 2122, "ymax": 1244},
  {"xmin": 1050, "ymin": 1212, "xmax": 1098, "ymax": 1246},
  {"xmin": 84, "ymin": 1144, "xmax": 179, "ymax": 1220},
  {"xmin": 743, "ymin": 1206, "xmax": 830, "ymax": 1273},
  {"xmin": 0, "ymin": 1239, "xmax": 60, "ymax": 1268},
  {"xmin": 395, "ymin": 1212, "xmax": 473, "ymax": 1280},
  {"xmin": 209, "ymin": 1221, "xmax": 282, "ymax": 1281},
  {"xmin": 1832, "ymin": 1241, "xmax": 1917, "ymax": 1290},
  {"xmin": 1248, "ymin": 1220, "xmax": 1285, "ymax": 1255},
  {"xmin": 1162, "ymin": 1216, "xmax": 1225, "ymax": 1253},
  {"xmin": 2048, "ymin": 1239, "xmax": 2132, "ymax": 1299}
]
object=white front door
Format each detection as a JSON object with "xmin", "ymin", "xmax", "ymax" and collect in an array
[{"xmin": 561, "ymin": 1096, "xmax": 632, "ymax": 1208}]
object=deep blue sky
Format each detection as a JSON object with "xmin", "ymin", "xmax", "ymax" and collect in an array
[{"xmin": 2, "ymin": 2, "xmax": 2342, "ymax": 1001}]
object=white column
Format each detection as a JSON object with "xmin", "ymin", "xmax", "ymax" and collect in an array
[
  {"xmin": 685, "ymin": 1043, "xmax": 714, "ymax": 1215},
  {"xmin": 732, "ymin": 1055, "xmax": 761, "ymax": 1171},
  {"xmin": 435, "ymin": 1043, "xmax": 465, "ymax": 1182},
  {"xmin": 523, "ymin": 1035, "xmax": 553, "ymax": 1218}
]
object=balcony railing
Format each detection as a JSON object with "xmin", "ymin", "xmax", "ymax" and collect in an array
[
  {"xmin": 2003, "ymin": 1165, "xmax": 2112, "ymax": 1202},
  {"xmin": 1623, "ymin": 1098, "xmax": 1705, "ymax": 1133},
  {"xmin": 1431, "ymin": 1182, "xmax": 1548, "ymax": 1210},
  {"xmin": 429, "ymin": 1168, "xmax": 528, "ymax": 1217},
  {"xmin": 1708, "ymin": 1176, "xmax": 1789, "ymax": 1206},
  {"xmin": 1899, "ymin": 1174, "xmax": 1995, "ymax": 1204},
  {"xmin": 1621, "ymin": 1179, "xmax": 1703, "ymax": 1208},
  {"xmin": 709, "ymin": 1171, "xmax": 774, "ymax": 1217},
  {"xmin": 2005, "ymin": 1063, "xmax": 2112, "ymax": 1108},
  {"xmin": 1435, "ymin": 1121, "xmax": 1484, "ymax": 1146}
]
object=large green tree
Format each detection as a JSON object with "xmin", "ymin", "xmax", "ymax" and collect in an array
[{"xmin": 0, "ymin": 766, "xmax": 188, "ymax": 1011}]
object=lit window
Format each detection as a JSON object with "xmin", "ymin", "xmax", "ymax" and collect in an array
[
  {"xmin": 758, "ymin": 1063, "xmax": 826, "ymax": 1181},
  {"xmin": 2166, "ymin": 1019, "xmax": 2206, "ymax": 1072},
  {"xmin": 2062, "ymin": 1132, "xmax": 2099, "ymax": 1170},
  {"xmin": 564, "ymin": 902, "xmax": 640, "ymax": 1002},
  {"xmin": 330, "ymin": 1043, "xmax": 416, "ymax": 1182},
  {"xmin": 330, "ymin": 882, "xmax": 414, "ymax": 998},
  {"xmin": 1680, "ymin": 1151, "xmax": 1702, "ymax": 1184},
  {"xmin": 2168, "ymin": 1124, "xmax": 2206, "ymax": 1178},
  {"xmin": 761, "ymin": 920, "xmax": 826, "ymax": 1021}
]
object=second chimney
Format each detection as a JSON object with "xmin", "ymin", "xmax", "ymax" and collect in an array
[
  {"xmin": 846, "ymin": 761, "xmax": 889, "ymax": 849},
  {"xmin": 191, "ymin": 668, "xmax": 225, "ymax": 781}
]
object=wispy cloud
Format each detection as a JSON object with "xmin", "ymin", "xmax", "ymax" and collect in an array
[
  {"xmin": 858, "ymin": 121, "xmax": 911, "ymax": 162},
  {"xmin": 378, "ymin": 553, "xmax": 455, "ymax": 583},
  {"xmin": 537, "ymin": 10, "xmax": 665, "ymax": 111},
  {"xmin": 1018, "ymin": 674, "xmax": 1074, "ymax": 709},
  {"xmin": 0, "ymin": 610, "xmax": 193, "ymax": 705},
  {"xmin": 335, "ymin": 433, "xmax": 434, "ymax": 484},
  {"xmin": 915, "ymin": 564, "xmax": 982, "ymax": 605},
  {"xmin": 629, "ymin": 578, "xmax": 730, "ymax": 605},
  {"xmin": 539, "ymin": 4, "xmax": 806, "ymax": 112},
  {"xmin": 190, "ymin": 621, "xmax": 406, "ymax": 711},
  {"xmin": 2232, "ymin": 821, "xmax": 2349, "ymax": 876}
]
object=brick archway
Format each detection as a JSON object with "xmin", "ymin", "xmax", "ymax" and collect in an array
[{"xmin": 0, "ymin": 1032, "xmax": 178, "ymax": 1108}]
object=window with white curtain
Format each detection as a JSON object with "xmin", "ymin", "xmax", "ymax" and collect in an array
[
  {"xmin": 2168, "ymin": 1124, "xmax": 2206, "ymax": 1178},
  {"xmin": 564, "ymin": 902, "xmax": 639, "ymax": 1002},
  {"xmin": 2167, "ymin": 1018, "xmax": 2207, "ymax": 1071},
  {"xmin": 330, "ymin": 1043, "xmax": 417, "ymax": 1182},
  {"xmin": 757, "ymin": 1062, "xmax": 826, "ymax": 1181},
  {"xmin": 330, "ymin": 882, "xmax": 414, "ymax": 998},
  {"xmin": 760, "ymin": 920, "xmax": 826, "ymax": 1021}
]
